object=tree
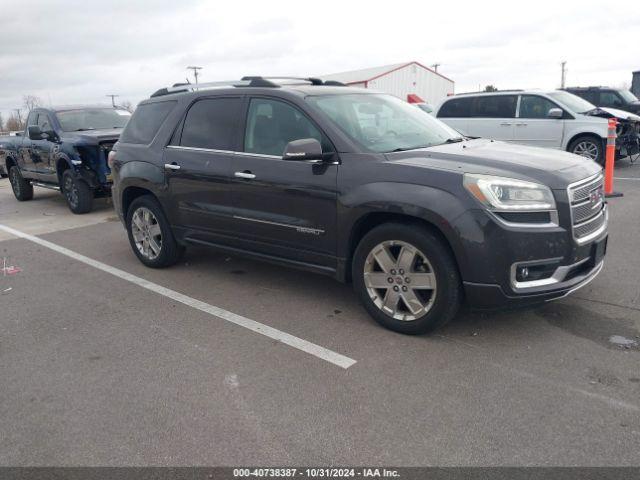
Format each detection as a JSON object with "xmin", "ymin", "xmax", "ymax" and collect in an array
[
  {"xmin": 484, "ymin": 85, "xmax": 498, "ymax": 92},
  {"xmin": 0, "ymin": 112, "xmax": 4, "ymax": 132},
  {"xmin": 5, "ymin": 112, "xmax": 23, "ymax": 131},
  {"xmin": 23, "ymin": 94, "xmax": 43, "ymax": 112}
]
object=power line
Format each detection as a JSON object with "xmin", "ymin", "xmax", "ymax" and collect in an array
[{"xmin": 187, "ymin": 66, "xmax": 203, "ymax": 85}]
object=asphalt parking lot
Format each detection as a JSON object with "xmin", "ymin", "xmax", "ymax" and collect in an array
[{"xmin": 1, "ymin": 161, "xmax": 639, "ymax": 466}]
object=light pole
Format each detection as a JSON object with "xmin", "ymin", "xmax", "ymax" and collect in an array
[
  {"xmin": 106, "ymin": 94, "xmax": 119, "ymax": 107},
  {"xmin": 187, "ymin": 66, "xmax": 203, "ymax": 85},
  {"xmin": 560, "ymin": 61, "xmax": 567, "ymax": 88}
]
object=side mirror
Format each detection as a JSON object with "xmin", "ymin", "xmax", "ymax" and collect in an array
[
  {"xmin": 27, "ymin": 125, "xmax": 44, "ymax": 140},
  {"xmin": 547, "ymin": 108, "xmax": 563, "ymax": 119},
  {"xmin": 282, "ymin": 138, "xmax": 323, "ymax": 161}
]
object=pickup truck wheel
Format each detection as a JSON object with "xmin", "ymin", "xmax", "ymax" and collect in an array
[
  {"xmin": 569, "ymin": 136, "xmax": 604, "ymax": 165},
  {"xmin": 353, "ymin": 223, "xmax": 462, "ymax": 334},
  {"xmin": 126, "ymin": 195, "xmax": 184, "ymax": 268},
  {"xmin": 62, "ymin": 170, "xmax": 93, "ymax": 214},
  {"xmin": 9, "ymin": 166, "xmax": 34, "ymax": 201}
]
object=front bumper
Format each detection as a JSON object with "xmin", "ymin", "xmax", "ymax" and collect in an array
[{"xmin": 452, "ymin": 204, "xmax": 608, "ymax": 310}]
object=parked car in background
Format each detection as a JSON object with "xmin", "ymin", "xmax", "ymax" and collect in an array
[
  {"xmin": 413, "ymin": 102, "xmax": 435, "ymax": 115},
  {"xmin": 563, "ymin": 86, "xmax": 640, "ymax": 115},
  {"xmin": 110, "ymin": 77, "xmax": 607, "ymax": 335},
  {"xmin": 0, "ymin": 106, "xmax": 130, "ymax": 213},
  {"xmin": 435, "ymin": 90, "xmax": 640, "ymax": 164}
]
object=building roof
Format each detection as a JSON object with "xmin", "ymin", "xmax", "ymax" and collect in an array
[{"xmin": 320, "ymin": 61, "xmax": 454, "ymax": 84}]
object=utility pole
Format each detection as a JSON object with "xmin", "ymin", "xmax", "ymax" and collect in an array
[
  {"xmin": 106, "ymin": 94, "xmax": 119, "ymax": 107},
  {"xmin": 431, "ymin": 63, "xmax": 441, "ymax": 73},
  {"xmin": 187, "ymin": 66, "xmax": 203, "ymax": 85},
  {"xmin": 560, "ymin": 61, "xmax": 567, "ymax": 88}
]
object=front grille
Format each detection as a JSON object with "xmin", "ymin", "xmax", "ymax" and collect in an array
[{"xmin": 568, "ymin": 174, "xmax": 606, "ymax": 243}]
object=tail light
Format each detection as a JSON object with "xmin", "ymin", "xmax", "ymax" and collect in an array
[{"xmin": 107, "ymin": 150, "xmax": 116, "ymax": 169}]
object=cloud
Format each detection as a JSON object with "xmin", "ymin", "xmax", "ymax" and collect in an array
[{"xmin": 1, "ymin": 0, "xmax": 639, "ymax": 120}]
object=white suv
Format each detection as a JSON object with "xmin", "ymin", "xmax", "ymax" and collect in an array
[{"xmin": 434, "ymin": 90, "xmax": 609, "ymax": 163}]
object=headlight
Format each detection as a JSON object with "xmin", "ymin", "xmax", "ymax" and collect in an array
[{"xmin": 463, "ymin": 173, "xmax": 556, "ymax": 211}]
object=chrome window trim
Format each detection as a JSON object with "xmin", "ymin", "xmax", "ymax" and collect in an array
[{"xmin": 166, "ymin": 145, "xmax": 236, "ymax": 155}]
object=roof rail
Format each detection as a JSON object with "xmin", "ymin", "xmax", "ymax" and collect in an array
[
  {"xmin": 150, "ymin": 76, "xmax": 345, "ymax": 98},
  {"xmin": 454, "ymin": 89, "xmax": 524, "ymax": 96}
]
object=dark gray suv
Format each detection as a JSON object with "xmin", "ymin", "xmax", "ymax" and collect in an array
[{"xmin": 110, "ymin": 77, "xmax": 608, "ymax": 334}]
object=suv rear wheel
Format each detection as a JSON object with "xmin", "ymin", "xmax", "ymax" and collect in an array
[
  {"xmin": 9, "ymin": 166, "xmax": 34, "ymax": 201},
  {"xmin": 126, "ymin": 195, "xmax": 184, "ymax": 268},
  {"xmin": 353, "ymin": 223, "xmax": 462, "ymax": 334},
  {"xmin": 569, "ymin": 135, "xmax": 604, "ymax": 164}
]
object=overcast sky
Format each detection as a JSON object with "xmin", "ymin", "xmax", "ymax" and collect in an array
[{"xmin": 1, "ymin": 0, "xmax": 639, "ymax": 122}]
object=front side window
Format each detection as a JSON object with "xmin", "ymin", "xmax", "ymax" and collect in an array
[
  {"xmin": 244, "ymin": 98, "xmax": 328, "ymax": 157},
  {"xmin": 37, "ymin": 113, "xmax": 51, "ymax": 131},
  {"xmin": 547, "ymin": 91, "xmax": 595, "ymax": 114},
  {"xmin": 180, "ymin": 98, "xmax": 241, "ymax": 150},
  {"xmin": 308, "ymin": 93, "xmax": 462, "ymax": 153},
  {"xmin": 26, "ymin": 111, "xmax": 38, "ymax": 127},
  {"xmin": 57, "ymin": 108, "xmax": 131, "ymax": 132},
  {"xmin": 599, "ymin": 91, "xmax": 623, "ymax": 107},
  {"xmin": 471, "ymin": 95, "xmax": 517, "ymax": 118},
  {"xmin": 519, "ymin": 95, "xmax": 558, "ymax": 118}
]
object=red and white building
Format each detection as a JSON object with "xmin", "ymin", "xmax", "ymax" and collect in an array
[{"xmin": 320, "ymin": 61, "xmax": 455, "ymax": 105}]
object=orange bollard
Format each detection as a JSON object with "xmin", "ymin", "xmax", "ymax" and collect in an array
[{"xmin": 604, "ymin": 118, "xmax": 623, "ymax": 198}]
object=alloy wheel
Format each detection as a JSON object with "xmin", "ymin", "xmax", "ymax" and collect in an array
[
  {"xmin": 10, "ymin": 168, "xmax": 20, "ymax": 195},
  {"xmin": 573, "ymin": 141, "xmax": 599, "ymax": 161},
  {"xmin": 131, "ymin": 207, "xmax": 163, "ymax": 260},
  {"xmin": 363, "ymin": 240, "xmax": 437, "ymax": 321},
  {"xmin": 64, "ymin": 175, "xmax": 79, "ymax": 208}
]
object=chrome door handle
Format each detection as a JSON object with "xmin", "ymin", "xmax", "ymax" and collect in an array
[
  {"xmin": 500, "ymin": 123, "xmax": 512, "ymax": 126},
  {"xmin": 164, "ymin": 163, "xmax": 181, "ymax": 170},
  {"xmin": 515, "ymin": 123, "xmax": 528, "ymax": 126},
  {"xmin": 234, "ymin": 171, "xmax": 256, "ymax": 179}
]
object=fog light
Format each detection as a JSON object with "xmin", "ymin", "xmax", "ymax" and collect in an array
[{"xmin": 517, "ymin": 267, "xmax": 529, "ymax": 281}]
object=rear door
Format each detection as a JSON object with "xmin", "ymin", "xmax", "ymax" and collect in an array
[
  {"xmin": 230, "ymin": 96, "xmax": 338, "ymax": 267},
  {"xmin": 466, "ymin": 95, "xmax": 517, "ymax": 141},
  {"xmin": 513, "ymin": 94, "xmax": 565, "ymax": 149},
  {"xmin": 163, "ymin": 96, "xmax": 242, "ymax": 242}
]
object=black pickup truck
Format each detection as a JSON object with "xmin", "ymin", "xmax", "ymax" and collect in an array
[{"xmin": 0, "ymin": 106, "xmax": 131, "ymax": 213}]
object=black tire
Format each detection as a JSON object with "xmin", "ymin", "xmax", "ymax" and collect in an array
[
  {"xmin": 352, "ymin": 223, "xmax": 462, "ymax": 335},
  {"xmin": 8, "ymin": 166, "xmax": 34, "ymax": 201},
  {"xmin": 0, "ymin": 172, "xmax": 8, "ymax": 178},
  {"xmin": 568, "ymin": 135, "xmax": 604, "ymax": 165},
  {"xmin": 62, "ymin": 170, "xmax": 94, "ymax": 214},
  {"xmin": 126, "ymin": 195, "xmax": 184, "ymax": 268}
]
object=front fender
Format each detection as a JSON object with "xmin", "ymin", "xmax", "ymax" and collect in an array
[{"xmin": 338, "ymin": 182, "xmax": 474, "ymax": 277}]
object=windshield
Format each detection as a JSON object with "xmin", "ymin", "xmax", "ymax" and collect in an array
[
  {"xmin": 547, "ymin": 91, "xmax": 596, "ymax": 114},
  {"xmin": 56, "ymin": 108, "xmax": 132, "ymax": 132},
  {"xmin": 618, "ymin": 89, "xmax": 639, "ymax": 103},
  {"xmin": 306, "ymin": 93, "xmax": 463, "ymax": 153}
]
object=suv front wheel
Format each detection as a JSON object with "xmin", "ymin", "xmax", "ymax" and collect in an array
[
  {"xmin": 126, "ymin": 195, "xmax": 185, "ymax": 268},
  {"xmin": 353, "ymin": 223, "xmax": 462, "ymax": 334},
  {"xmin": 569, "ymin": 135, "xmax": 604, "ymax": 165}
]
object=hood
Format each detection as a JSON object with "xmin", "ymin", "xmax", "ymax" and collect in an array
[
  {"xmin": 386, "ymin": 139, "xmax": 602, "ymax": 189},
  {"xmin": 586, "ymin": 107, "xmax": 640, "ymax": 122},
  {"xmin": 64, "ymin": 128, "xmax": 123, "ymax": 144}
]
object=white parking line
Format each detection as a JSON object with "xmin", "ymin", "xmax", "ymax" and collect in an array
[
  {"xmin": 614, "ymin": 177, "xmax": 640, "ymax": 181},
  {"xmin": 0, "ymin": 223, "xmax": 357, "ymax": 370}
]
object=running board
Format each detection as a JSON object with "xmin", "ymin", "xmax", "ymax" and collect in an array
[{"xmin": 31, "ymin": 182, "xmax": 61, "ymax": 191}]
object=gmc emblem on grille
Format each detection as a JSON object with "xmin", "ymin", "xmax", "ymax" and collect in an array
[{"xmin": 590, "ymin": 188, "xmax": 603, "ymax": 208}]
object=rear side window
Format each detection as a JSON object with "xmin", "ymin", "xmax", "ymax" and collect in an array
[
  {"xmin": 471, "ymin": 95, "xmax": 517, "ymax": 118},
  {"xmin": 120, "ymin": 101, "xmax": 176, "ymax": 144},
  {"xmin": 437, "ymin": 97, "xmax": 472, "ymax": 118},
  {"xmin": 180, "ymin": 98, "xmax": 241, "ymax": 150},
  {"xmin": 519, "ymin": 95, "xmax": 558, "ymax": 118}
]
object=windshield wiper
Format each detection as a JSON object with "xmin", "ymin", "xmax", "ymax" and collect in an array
[
  {"xmin": 443, "ymin": 137, "xmax": 464, "ymax": 143},
  {"xmin": 388, "ymin": 145, "xmax": 431, "ymax": 152},
  {"xmin": 73, "ymin": 128, "xmax": 96, "ymax": 131}
]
